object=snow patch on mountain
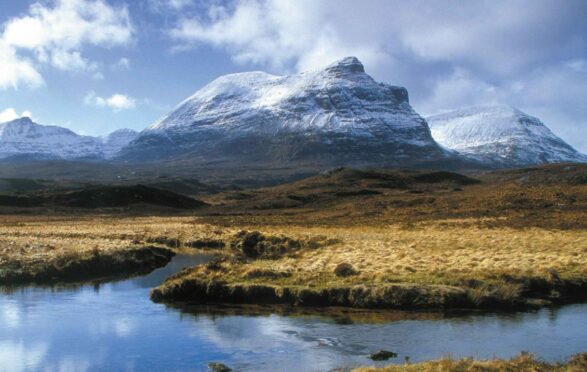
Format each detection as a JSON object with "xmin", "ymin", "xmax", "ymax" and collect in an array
[
  {"xmin": 100, "ymin": 128, "xmax": 138, "ymax": 158},
  {"xmin": 428, "ymin": 105, "xmax": 587, "ymax": 166},
  {"xmin": 123, "ymin": 57, "xmax": 447, "ymax": 165},
  {"xmin": 0, "ymin": 117, "xmax": 137, "ymax": 160},
  {"xmin": 149, "ymin": 57, "xmax": 426, "ymax": 137}
]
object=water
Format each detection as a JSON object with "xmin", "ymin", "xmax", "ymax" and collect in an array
[{"xmin": 1, "ymin": 254, "xmax": 587, "ymax": 372}]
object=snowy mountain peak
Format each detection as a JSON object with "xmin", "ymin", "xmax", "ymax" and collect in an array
[
  {"xmin": 121, "ymin": 57, "xmax": 451, "ymax": 167},
  {"xmin": 324, "ymin": 56, "xmax": 365, "ymax": 75},
  {"xmin": 0, "ymin": 118, "xmax": 139, "ymax": 160},
  {"xmin": 7, "ymin": 116, "xmax": 33, "ymax": 125},
  {"xmin": 0, "ymin": 117, "xmax": 102, "ymax": 160},
  {"xmin": 428, "ymin": 105, "xmax": 586, "ymax": 166},
  {"xmin": 1, "ymin": 117, "xmax": 41, "ymax": 133}
]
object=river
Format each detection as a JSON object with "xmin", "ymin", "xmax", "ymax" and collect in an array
[{"xmin": 1, "ymin": 254, "xmax": 586, "ymax": 371}]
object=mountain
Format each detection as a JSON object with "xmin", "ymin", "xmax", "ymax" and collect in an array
[
  {"xmin": 100, "ymin": 128, "xmax": 138, "ymax": 159},
  {"xmin": 0, "ymin": 117, "xmax": 103, "ymax": 160},
  {"xmin": 0, "ymin": 117, "xmax": 137, "ymax": 160},
  {"xmin": 428, "ymin": 105, "xmax": 587, "ymax": 167},
  {"xmin": 119, "ymin": 57, "xmax": 456, "ymax": 168}
]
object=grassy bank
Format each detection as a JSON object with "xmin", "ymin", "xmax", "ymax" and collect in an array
[
  {"xmin": 151, "ymin": 224, "xmax": 587, "ymax": 309},
  {"xmin": 353, "ymin": 352, "xmax": 587, "ymax": 371},
  {"xmin": 0, "ymin": 215, "xmax": 231, "ymax": 285}
]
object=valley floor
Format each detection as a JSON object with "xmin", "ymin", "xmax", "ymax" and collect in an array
[
  {"xmin": 1, "ymin": 164, "xmax": 586, "ymax": 310},
  {"xmin": 1, "ymin": 213, "xmax": 585, "ymax": 310}
]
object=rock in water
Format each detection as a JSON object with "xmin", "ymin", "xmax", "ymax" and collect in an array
[
  {"xmin": 370, "ymin": 350, "xmax": 398, "ymax": 361},
  {"xmin": 208, "ymin": 362, "xmax": 232, "ymax": 372}
]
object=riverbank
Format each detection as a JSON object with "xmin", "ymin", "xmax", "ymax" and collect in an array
[
  {"xmin": 0, "ymin": 215, "xmax": 231, "ymax": 285},
  {"xmin": 1, "ymin": 214, "xmax": 586, "ymax": 309},
  {"xmin": 0, "ymin": 244, "xmax": 174, "ymax": 285},
  {"xmin": 353, "ymin": 352, "xmax": 587, "ymax": 371},
  {"xmin": 151, "ymin": 225, "xmax": 587, "ymax": 310}
]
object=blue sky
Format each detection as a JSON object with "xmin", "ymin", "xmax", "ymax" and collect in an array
[{"xmin": 1, "ymin": 0, "xmax": 586, "ymax": 152}]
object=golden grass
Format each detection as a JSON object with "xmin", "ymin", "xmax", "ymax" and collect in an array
[
  {"xmin": 2, "ymin": 212, "xmax": 586, "ymax": 307},
  {"xmin": 185, "ymin": 221, "xmax": 587, "ymax": 289},
  {"xmin": 353, "ymin": 352, "xmax": 587, "ymax": 372},
  {"xmin": 0, "ymin": 215, "xmax": 237, "ymax": 283}
]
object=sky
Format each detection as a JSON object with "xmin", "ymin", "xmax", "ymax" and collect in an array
[{"xmin": 0, "ymin": 0, "xmax": 586, "ymax": 152}]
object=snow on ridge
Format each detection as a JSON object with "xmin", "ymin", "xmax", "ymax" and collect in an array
[
  {"xmin": 0, "ymin": 117, "xmax": 138, "ymax": 160},
  {"xmin": 427, "ymin": 105, "xmax": 587, "ymax": 165},
  {"xmin": 144, "ymin": 56, "xmax": 427, "ymax": 141}
]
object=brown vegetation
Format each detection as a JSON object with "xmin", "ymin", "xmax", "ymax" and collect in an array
[
  {"xmin": 353, "ymin": 352, "xmax": 587, "ymax": 372},
  {"xmin": 0, "ymin": 216, "xmax": 234, "ymax": 284},
  {"xmin": 1, "ymin": 164, "xmax": 586, "ymax": 310}
]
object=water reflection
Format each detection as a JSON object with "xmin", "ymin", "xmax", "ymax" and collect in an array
[
  {"xmin": 1, "ymin": 254, "xmax": 586, "ymax": 372},
  {"xmin": 0, "ymin": 341, "xmax": 48, "ymax": 372}
]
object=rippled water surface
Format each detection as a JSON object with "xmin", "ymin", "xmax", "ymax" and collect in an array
[{"xmin": 1, "ymin": 254, "xmax": 587, "ymax": 371}]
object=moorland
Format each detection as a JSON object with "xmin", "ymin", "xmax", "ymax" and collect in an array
[{"xmin": 1, "ymin": 163, "xmax": 585, "ymax": 311}]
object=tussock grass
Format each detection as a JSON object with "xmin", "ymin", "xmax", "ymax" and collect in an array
[
  {"xmin": 0, "ymin": 215, "xmax": 236, "ymax": 284},
  {"xmin": 353, "ymin": 352, "xmax": 587, "ymax": 371},
  {"xmin": 152, "ymin": 221, "xmax": 587, "ymax": 308}
]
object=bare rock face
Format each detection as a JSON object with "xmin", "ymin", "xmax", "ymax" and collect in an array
[
  {"xmin": 428, "ymin": 105, "xmax": 587, "ymax": 167},
  {"xmin": 119, "ymin": 57, "xmax": 454, "ymax": 168}
]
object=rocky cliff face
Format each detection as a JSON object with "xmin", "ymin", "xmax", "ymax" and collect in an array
[
  {"xmin": 120, "ymin": 57, "xmax": 454, "ymax": 168},
  {"xmin": 428, "ymin": 105, "xmax": 587, "ymax": 167}
]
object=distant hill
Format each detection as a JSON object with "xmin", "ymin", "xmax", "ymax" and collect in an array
[
  {"xmin": 428, "ymin": 105, "xmax": 587, "ymax": 167},
  {"xmin": 0, "ymin": 184, "xmax": 207, "ymax": 210},
  {"xmin": 0, "ymin": 117, "xmax": 137, "ymax": 160}
]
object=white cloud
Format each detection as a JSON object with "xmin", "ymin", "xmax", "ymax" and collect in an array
[
  {"xmin": 418, "ymin": 68, "xmax": 501, "ymax": 115},
  {"xmin": 92, "ymin": 71, "xmax": 105, "ymax": 80},
  {"xmin": 111, "ymin": 57, "xmax": 130, "ymax": 71},
  {"xmin": 0, "ymin": 108, "xmax": 34, "ymax": 123},
  {"xmin": 167, "ymin": 0, "xmax": 587, "ymax": 152},
  {"xmin": 149, "ymin": 0, "xmax": 195, "ymax": 12},
  {"xmin": 84, "ymin": 92, "xmax": 136, "ymax": 110},
  {"xmin": 168, "ymin": 0, "xmax": 585, "ymax": 74},
  {"xmin": 566, "ymin": 59, "xmax": 587, "ymax": 73},
  {"xmin": 0, "ymin": 42, "xmax": 44, "ymax": 90},
  {"xmin": 0, "ymin": 0, "xmax": 134, "ymax": 90}
]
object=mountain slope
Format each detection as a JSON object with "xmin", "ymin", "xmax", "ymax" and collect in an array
[
  {"xmin": 0, "ymin": 117, "xmax": 103, "ymax": 160},
  {"xmin": 120, "ymin": 57, "xmax": 455, "ymax": 168},
  {"xmin": 101, "ymin": 128, "xmax": 138, "ymax": 159},
  {"xmin": 0, "ymin": 118, "xmax": 138, "ymax": 160},
  {"xmin": 428, "ymin": 105, "xmax": 587, "ymax": 167}
]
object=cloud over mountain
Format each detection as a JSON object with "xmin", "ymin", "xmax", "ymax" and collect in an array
[{"xmin": 167, "ymin": 0, "xmax": 587, "ymax": 152}]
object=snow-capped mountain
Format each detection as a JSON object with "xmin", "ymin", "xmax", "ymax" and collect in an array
[
  {"xmin": 0, "ymin": 117, "xmax": 103, "ymax": 160},
  {"xmin": 0, "ymin": 117, "xmax": 137, "ymax": 160},
  {"xmin": 100, "ymin": 128, "xmax": 138, "ymax": 158},
  {"xmin": 428, "ymin": 105, "xmax": 587, "ymax": 167},
  {"xmin": 119, "ymin": 57, "xmax": 454, "ymax": 167}
]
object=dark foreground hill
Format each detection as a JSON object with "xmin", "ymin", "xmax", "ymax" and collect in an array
[{"xmin": 0, "ymin": 185, "xmax": 206, "ymax": 210}]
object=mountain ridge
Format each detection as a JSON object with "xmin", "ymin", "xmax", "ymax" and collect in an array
[
  {"xmin": 119, "ymin": 56, "xmax": 455, "ymax": 168},
  {"xmin": 427, "ymin": 105, "xmax": 587, "ymax": 167},
  {"xmin": 0, "ymin": 117, "xmax": 137, "ymax": 160},
  {"xmin": 2, "ymin": 59, "xmax": 584, "ymax": 171}
]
